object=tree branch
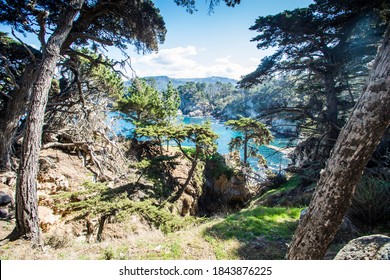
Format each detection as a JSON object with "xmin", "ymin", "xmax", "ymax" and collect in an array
[
  {"xmin": 0, "ymin": 54, "xmax": 20, "ymax": 91},
  {"xmin": 70, "ymin": 32, "xmax": 114, "ymax": 46},
  {"xmin": 11, "ymin": 29, "xmax": 37, "ymax": 62}
]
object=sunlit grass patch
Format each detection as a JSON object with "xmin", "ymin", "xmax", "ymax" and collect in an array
[{"xmin": 203, "ymin": 206, "xmax": 303, "ymax": 259}]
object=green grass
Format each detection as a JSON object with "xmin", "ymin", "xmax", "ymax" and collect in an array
[
  {"xmin": 252, "ymin": 175, "xmax": 302, "ymax": 206},
  {"xmin": 206, "ymin": 206, "xmax": 302, "ymax": 242},
  {"xmin": 265, "ymin": 175, "xmax": 301, "ymax": 197},
  {"xmin": 203, "ymin": 206, "xmax": 303, "ymax": 259}
]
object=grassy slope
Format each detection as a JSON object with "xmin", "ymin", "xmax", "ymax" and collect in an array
[{"xmin": 0, "ymin": 204, "xmax": 302, "ymax": 260}]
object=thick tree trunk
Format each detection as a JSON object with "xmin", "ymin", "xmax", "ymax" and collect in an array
[
  {"xmin": 0, "ymin": 63, "xmax": 37, "ymax": 171},
  {"xmin": 287, "ymin": 24, "xmax": 390, "ymax": 260},
  {"xmin": 15, "ymin": 0, "xmax": 84, "ymax": 245}
]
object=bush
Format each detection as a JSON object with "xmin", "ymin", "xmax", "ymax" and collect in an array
[
  {"xmin": 350, "ymin": 176, "xmax": 390, "ymax": 226},
  {"xmin": 205, "ymin": 153, "xmax": 235, "ymax": 180}
]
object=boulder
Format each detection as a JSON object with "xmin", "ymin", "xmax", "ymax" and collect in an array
[
  {"xmin": 0, "ymin": 208, "xmax": 8, "ymax": 219},
  {"xmin": 0, "ymin": 191, "xmax": 12, "ymax": 206},
  {"xmin": 334, "ymin": 234, "xmax": 390, "ymax": 260}
]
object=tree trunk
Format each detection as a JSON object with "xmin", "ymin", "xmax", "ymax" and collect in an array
[
  {"xmin": 287, "ymin": 23, "xmax": 390, "ymax": 260},
  {"xmin": 15, "ymin": 0, "xmax": 84, "ymax": 246},
  {"xmin": 169, "ymin": 152, "xmax": 199, "ymax": 203},
  {"xmin": 243, "ymin": 130, "xmax": 248, "ymax": 165},
  {"xmin": 0, "ymin": 63, "xmax": 37, "ymax": 171}
]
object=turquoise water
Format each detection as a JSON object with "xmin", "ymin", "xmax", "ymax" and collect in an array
[
  {"xmin": 181, "ymin": 116, "xmax": 291, "ymax": 171},
  {"xmin": 109, "ymin": 113, "xmax": 292, "ymax": 171}
]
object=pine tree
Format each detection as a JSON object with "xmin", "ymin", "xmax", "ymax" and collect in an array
[{"xmin": 225, "ymin": 117, "xmax": 273, "ymax": 166}]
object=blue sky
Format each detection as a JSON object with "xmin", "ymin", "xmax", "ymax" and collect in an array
[
  {"xmin": 0, "ymin": 0, "xmax": 313, "ymax": 79},
  {"xmin": 131, "ymin": 0, "xmax": 313, "ymax": 79}
]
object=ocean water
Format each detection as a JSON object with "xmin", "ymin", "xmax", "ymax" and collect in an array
[
  {"xmin": 109, "ymin": 113, "xmax": 293, "ymax": 171},
  {"xmin": 181, "ymin": 116, "xmax": 292, "ymax": 171}
]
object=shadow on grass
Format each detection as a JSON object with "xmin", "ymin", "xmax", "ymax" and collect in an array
[{"xmin": 204, "ymin": 206, "xmax": 302, "ymax": 259}]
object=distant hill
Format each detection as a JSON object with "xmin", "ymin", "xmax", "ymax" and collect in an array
[{"xmin": 124, "ymin": 76, "xmax": 238, "ymax": 90}]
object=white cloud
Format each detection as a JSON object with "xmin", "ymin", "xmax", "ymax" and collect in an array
[{"xmin": 131, "ymin": 46, "xmax": 258, "ymax": 79}]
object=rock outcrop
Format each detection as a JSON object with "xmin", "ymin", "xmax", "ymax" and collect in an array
[
  {"xmin": 200, "ymin": 155, "xmax": 253, "ymax": 214},
  {"xmin": 334, "ymin": 234, "xmax": 390, "ymax": 260}
]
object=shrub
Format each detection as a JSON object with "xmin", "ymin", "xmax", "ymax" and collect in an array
[
  {"xmin": 350, "ymin": 176, "xmax": 390, "ymax": 226},
  {"xmin": 205, "ymin": 153, "xmax": 235, "ymax": 180}
]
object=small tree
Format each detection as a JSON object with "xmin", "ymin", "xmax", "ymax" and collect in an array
[
  {"xmin": 115, "ymin": 78, "xmax": 164, "ymax": 129},
  {"xmin": 116, "ymin": 79, "xmax": 180, "ymax": 134},
  {"xmin": 136, "ymin": 125, "xmax": 170, "ymax": 154},
  {"xmin": 225, "ymin": 117, "xmax": 273, "ymax": 166},
  {"xmin": 168, "ymin": 122, "xmax": 218, "ymax": 202},
  {"xmin": 162, "ymin": 81, "xmax": 181, "ymax": 125}
]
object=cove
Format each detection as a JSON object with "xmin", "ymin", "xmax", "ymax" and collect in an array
[{"xmin": 109, "ymin": 113, "xmax": 293, "ymax": 171}]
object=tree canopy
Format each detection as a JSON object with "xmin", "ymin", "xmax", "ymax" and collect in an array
[
  {"xmin": 240, "ymin": 0, "xmax": 389, "ymax": 167},
  {"xmin": 225, "ymin": 117, "xmax": 273, "ymax": 166}
]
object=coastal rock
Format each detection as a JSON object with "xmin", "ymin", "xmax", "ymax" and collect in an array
[
  {"xmin": 334, "ymin": 234, "xmax": 390, "ymax": 260},
  {"xmin": 201, "ymin": 172, "xmax": 251, "ymax": 213},
  {"xmin": 188, "ymin": 109, "xmax": 205, "ymax": 117},
  {"xmin": 0, "ymin": 191, "xmax": 12, "ymax": 206},
  {"xmin": 0, "ymin": 171, "xmax": 16, "ymax": 186},
  {"xmin": 38, "ymin": 206, "xmax": 60, "ymax": 233},
  {"xmin": 37, "ymin": 169, "xmax": 70, "ymax": 194},
  {"xmin": 270, "ymin": 119, "xmax": 297, "ymax": 137},
  {"xmin": 0, "ymin": 208, "xmax": 9, "ymax": 219}
]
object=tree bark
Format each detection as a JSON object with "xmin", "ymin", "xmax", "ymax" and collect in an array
[
  {"xmin": 287, "ymin": 23, "xmax": 390, "ymax": 260},
  {"xmin": 169, "ymin": 150, "xmax": 199, "ymax": 203},
  {"xmin": 15, "ymin": 0, "xmax": 85, "ymax": 246},
  {"xmin": 243, "ymin": 130, "xmax": 248, "ymax": 165},
  {"xmin": 0, "ymin": 63, "xmax": 37, "ymax": 171}
]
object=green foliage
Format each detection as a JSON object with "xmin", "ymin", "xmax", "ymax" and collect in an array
[
  {"xmin": 203, "ymin": 206, "xmax": 302, "ymax": 259},
  {"xmin": 136, "ymin": 125, "xmax": 171, "ymax": 152},
  {"xmin": 206, "ymin": 152, "xmax": 235, "ymax": 180},
  {"xmin": 100, "ymin": 247, "xmax": 116, "ymax": 260},
  {"xmin": 58, "ymin": 181, "xmax": 201, "ymax": 234},
  {"xmin": 0, "ymin": 1, "xmax": 167, "ymax": 54},
  {"xmin": 225, "ymin": 117, "xmax": 273, "ymax": 165},
  {"xmin": 350, "ymin": 176, "xmax": 390, "ymax": 226},
  {"xmin": 115, "ymin": 78, "xmax": 181, "ymax": 145},
  {"xmin": 273, "ymin": 175, "xmax": 301, "ymax": 193},
  {"xmin": 162, "ymin": 81, "xmax": 181, "ymax": 123},
  {"xmin": 0, "ymin": 32, "xmax": 40, "ymax": 107},
  {"xmin": 133, "ymin": 159, "xmax": 152, "ymax": 170},
  {"xmin": 254, "ymin": 175, "xmax": 302, "ymax": 206},
  {"xmin": 170, "ymin": 121, "xmax": 219, "ymax": 160},
  {"xmin": 115, "ymin": 78, "xmax": 165, "ymax": 127},
  {"xmin": 239, "ymin": 0, "xmax": 388, "ymax": 166}
]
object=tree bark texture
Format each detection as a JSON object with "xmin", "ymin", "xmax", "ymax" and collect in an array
[
  {"xmin": 0, "ymin": 63, "xmax": 37, "ymax": 171},
  {"xmin": 15, "ymin": 0, "xmax": 85, "ymax": 245},
  {"xmin": 287, "ymin": 23, "xmax": 390, "ymax": 259}
]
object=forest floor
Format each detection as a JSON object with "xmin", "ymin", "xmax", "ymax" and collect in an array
[{"xmin": 0, "ymin": 206, "xmax": 303, "ymax": 260}]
